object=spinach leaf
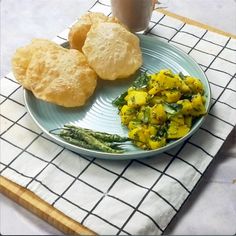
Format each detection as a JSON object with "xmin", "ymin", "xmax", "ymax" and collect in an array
[
  {"xmin": 181, "ymin": 94, "xmax": 193, "ymax": 100},
  {"xmin": 112, "ymin": 91, "xmax": 128, "ymax": 107},
  {"xmin": 132, "ymin": 71, "xmax": 150, "ymax": 89},
  {"xmin": 179, "ymin": 72, "xmax": 186, "ymax": 80},
  {"xmin": 164, "ymin": 103, "xmax": 182, "ymax": 114},
  {"xmin": 143, "ymin": 107, "xmax": 151, "ymax": 124},
  {"xmin": 112, "ymin": 71, "xmax": 150, "ymax": 107},
  {"xmin": 156, "ymin": 126, "xmax": 167, "ymax": 137}
]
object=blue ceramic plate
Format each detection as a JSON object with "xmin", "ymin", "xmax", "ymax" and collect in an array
[{"xmin": 24, "ymin": 35, "xmax": 211, "ymax": 160}]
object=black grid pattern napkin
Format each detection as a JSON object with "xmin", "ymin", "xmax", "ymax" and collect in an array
[{"xmin": 1, "ymin": 0, "xmax": 236, "ymax": 234}]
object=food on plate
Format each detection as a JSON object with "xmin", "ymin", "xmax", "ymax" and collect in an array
[
  {"xmin": 12, "ymin": 39, "xmax": 97, "ymax": 107},
  {"xmin": 12, "ymin": 12, "xmax": 143, "ymax": 107},
  {"xmin": 69, "ymin": 12, "xmax": 142, "ymax": 80},
  {"xmin": 82, "ymin": 22, "xmax": 142, "ymax": 80},
  {"xmin": 51, "ymin": 124, "xmax": 130, "ymax": 153},
  {"xmin": 113, "ymin": 69, "xmax": 206, "ymax": 150},
  {"xmin": 69, "ymin": 12, "xmax": 122, "ymax": 52},
  {"xmin": 12, "ymin": 39, "xmax": 62, "ymax": 90},
  {"xmin": 27, "ymin": 48, "xmax": 97, "ymax": 107}
]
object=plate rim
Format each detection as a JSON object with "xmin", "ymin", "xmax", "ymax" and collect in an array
[{"xmin": 23, "ymin": 35, "xmax": 212, "ymax": 160}]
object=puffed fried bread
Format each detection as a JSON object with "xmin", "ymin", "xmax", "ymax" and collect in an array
[
  {"xmin": 82, "ymin": 22, "xmax": 142, "ymax": 80},
  {"xmin": 12, "ymin": 39, "xmax": 63, "ymax": 90},
  {"xmin": 68, "ymin": 12, "xmax": 122, "ymax": 52},
  {"xmin": 12, "ymin": 39, "xmax": 97, "ymax": 107}
]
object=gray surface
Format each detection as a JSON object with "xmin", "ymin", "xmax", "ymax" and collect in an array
[
  {"xmin": 1, "ymin": 0, "xmax": 236, "ymax": 235},
  {"xmin": 165, "ymin": 0, "xmax": 236, "ymax": 35}
]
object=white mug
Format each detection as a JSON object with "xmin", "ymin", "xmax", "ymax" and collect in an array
[{"xmin": 111, "ymin": 0, "xmax": 155, "ymax": 33}]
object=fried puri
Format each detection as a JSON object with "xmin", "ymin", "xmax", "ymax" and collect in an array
[
  {"xmin": 82, "ymin": 22, "xmax": 142, "ymax": 80},
  {"xmin": 68, "ymin": 12, "xmax": 122, "ymax": 52},
  {"xmin": 12, "ymin": 39, "xmax": 63, "ymax": 90},
  {"xmin": 12, "ymin": 40, "xmax": 97, "ymax": 107}
]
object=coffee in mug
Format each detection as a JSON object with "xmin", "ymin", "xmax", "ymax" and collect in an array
[{"xmin": 111, "ymin": 0, "xmax": 154, "ymax": 33}]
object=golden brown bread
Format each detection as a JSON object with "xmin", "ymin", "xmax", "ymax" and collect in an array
[
  {"xmin": 12, "ymin": 39, "xmax": 63, "ymax": 90},
  {"xmin": 11, "ymin": 12, "xmax": 143, "ymax": 106},
  {"xmin": 82, "ymin": 22, "xmax": 142, "ymax": 80},
  {"xmin": 68, "ymin": 12, "xmax": 123, "ymax": 52},
  {"xmin": 12, "ymin": 39, "xmax": 97, "ymax": 107}
]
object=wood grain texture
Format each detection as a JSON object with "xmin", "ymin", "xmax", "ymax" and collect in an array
[
  {"xmin": 157, "ymin": 9, "xmax": 236, "ymax": 39},
  {"xmin": 0, "ymin": 176, "xmax": 97, "ymax": 235}
]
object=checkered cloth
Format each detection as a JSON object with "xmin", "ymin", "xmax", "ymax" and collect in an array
[{"xmin": 1, "ymin": 0, "xmax": 236, "ymax": 234}]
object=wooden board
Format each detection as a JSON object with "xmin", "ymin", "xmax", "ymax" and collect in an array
[
  {"xmin": 1, "ymin": 9, "xmax": 235, "ymax": 236},
  {"xmin": 0, "ymin": 176, "xmax": 96, "ymax": 235},
  {"xmin": 159, "ymin": 9, "xmax": 236, "ymax": 39}
]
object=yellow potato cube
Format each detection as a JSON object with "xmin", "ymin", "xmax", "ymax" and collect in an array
[
  {"xmin": 158, "ymin": 74, "xmax": 182, "ymax": 90},
  {"xmin": 177, "ymin": 99, "xmax": 193, "ymax": 115},
  {"xmin": 128, "ymin": 121, "xmax": 142, "ymax": 130},
  {"xmin": 128, "ymin": 127, "xmax": 147, "ymax": 143},
  {"xmin": 150, "ymin": 104, "xmax": 167, "ymax": 124},
  {"xmin": 147, "ymin": 125, "xmax": 158, "ymax": 136},
  {"xmin": 184, "ymin": 116, "xmax": 192, "ymax": 128},
  {"xmin": 148, "ymin": 69, "xmax": 182, "ymax": 95},
  {"xmin": 148, "ymin": 86, "xmax": 161, "ymax": 95},
  {"xmin": 125, "ymin": 90, "xmax": 148, "ymax": 107},
  {"xmin": 180, "ymin": 80, "xmax": 191, "ymax": 94},
  {"xmin": 169, "ymin": 115, "xmax": 185, "ymax": 125},
  {"xmin": 161, "ymin": 90, "xmax": 182, "ymax": 103},
  {"xmin": 119, "ymin": 105, "xmax": 136, "ymax": 125},
  {"xmin": 191, "ymin": 93, "xmax": 206, "ymax": 116},
  {"xmin": 167, "ymin": 122, "xmax": 190, "ymax": 139},
  {"xmin": 148, "ymin": 137, "xmax": 166, "ymax": 149},
  {"xmin": 149, "ymin": 95, "xmax": 163, "ymax": 105},
  {"xmin": 184, "ymin": 76, "xmax": 204, "ymax": 94}
]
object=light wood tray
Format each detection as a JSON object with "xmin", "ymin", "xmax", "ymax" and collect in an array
[
  {"xmin": 0, "ymin": 176, "xmax": 96, "ymax": 235},
  {"xmin": 1, "ymin": 9, "xmax": 235, "ymax": 235}
]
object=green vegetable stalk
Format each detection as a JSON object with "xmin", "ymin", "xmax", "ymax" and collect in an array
[{"xmin": 51, "ymin": 124, "xmax": 129, "ymax": 154}]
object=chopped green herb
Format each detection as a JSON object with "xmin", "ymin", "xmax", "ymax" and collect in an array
[
  {"xmin": 164, "ymin": 103, "xmax": 183, "ymax": 114},
  {"xmin": 179, "ymin": 72, "xmax": 186, "ymax": 80},
  {"xmin": 132, "ymin": 71, "xmax": 150, "ymax": 89},
  {"xmin": 143, "ymin": 107, "xmax": 150, "ymax": 124},
  {"xmin": 156, "ymin": 126, "xmax": 167, "ymax": 137},
  {"xmin": 181, "ymin": 94, "xmax": 193, "ymax": 100},
  {"xmin": 112, "ymin": 91, "xmax": 128, "ymax": 107}
]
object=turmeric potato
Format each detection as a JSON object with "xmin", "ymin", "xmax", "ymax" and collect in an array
[{"xmin": 114, "ymin": 69, "xmax": 206, "ymax": 150}]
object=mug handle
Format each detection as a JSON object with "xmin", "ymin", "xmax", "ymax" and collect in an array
[{"xmin": 152, "ymin": 0, "xmax": 158, "ymax": 9}]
